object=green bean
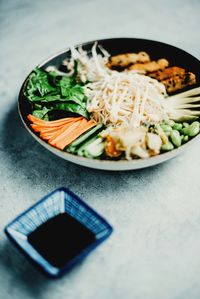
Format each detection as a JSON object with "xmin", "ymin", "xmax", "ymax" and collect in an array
[
  {"xmin": 165, "ymin": 120, "xmax": 175, "ymax": 127},
  {"xmin": 173, "ymin": 123, "xmax": 182, "ymax": 131},
  {"xmin": 187, "ymin": 121, "xmax": 200, "ymax": 137},
  {"xmin": 170, "ymin": 130, "xmax": 182, "ymax": 147},
  {"xmin": 161, "ymin": 142, "xmax": 174, "ymax": 151}
]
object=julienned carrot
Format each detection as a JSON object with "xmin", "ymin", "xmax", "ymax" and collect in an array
[
  {"xmin": 55, "ymin": 120, "xmax": 96, "ymax": 150},
  {"xmin": 48, "ymin": 122, "xmax": 76, "ymax": 144},
  {"xmin": 31, "ymin": 124, "xmax": 64, "ymax": 133},
  {"xmin": 38, "ymin": 127, "xmax": 64, "ymax": 134},
  {"xmin": 49, "ymin": 122, "xmax": 81, "ymax": 147},
  {"xmin": 40, "ymin": 133, "xmax": 54, "ymax": 140},
  {"xmin": 28, "ymin": 114, "xmax": 83, "ymax": 128},
  {"xmin": 29, "ymin": 118, "xmax": 82, "ymax": 129},
  {"xmin": 29, "ymin": 115, "xmax": 79, "ymax": 140},
  {"xmin": 40, "ymin": 128, "xmax": 64, "ymax": 139},
  {"xmin": 31, "ymin": 122, "xmax": 69, "ymax": 129},
  {"xmin": 52, "ymin": 118, "xmax": 87, "ymax": 143},
  {"xmin": 27, "ymin": 114, "xmax": 82, "ymax": 125},
  {"xmin": 27, "ymin": 114, "xmax": 97, "ymax": 150},
  {"xmin": 53, "ymin": 119, "xmax": 88, "ymax": 148}
]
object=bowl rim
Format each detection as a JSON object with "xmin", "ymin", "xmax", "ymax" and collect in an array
[{"xmin": 18, "ymin": 37, "xmax": 200, "ymax": 170}]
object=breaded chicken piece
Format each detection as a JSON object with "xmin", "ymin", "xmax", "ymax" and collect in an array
[
  {"xmin": 128, "ymin": 59, "xmax": 169, "ymax": 73},
  {"xmin": 162, "ymin": 72, "xmax": 196, "ymax": 93},
  {"xmin": 149, "ymin": 66, "xmax": 186, "ymax": 80},
  {"xmin": 107, "ymin": 52, "xmax": 150, "ymax": 69}
]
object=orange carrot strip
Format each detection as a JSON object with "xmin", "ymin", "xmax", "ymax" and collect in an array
[
  {"xmin": 42, "ymin": 130, "xmax": 63, "ymax": 136},
  {"xmin": 53, "ymin": 119, "xmax": 87, "ymax": 147},
  {"xmin": 28, "ymin": 114, "xmax": 82, "ymax": 126},
  {"xmin": 40, "ymin": 127, "xmax": 63, "ymax": 133},
  {"xmin": 40, "ymin": 122, "xmax": 85, "ymax": 140},
  {"xmin": 34, "ymin": 126, "xmax": 64, "ymax": 134},
  {"xmin": 30, "ymin": 120, "xmax": 78, "ymax": 128},
  {"xmin": 53, "ymin": 118, "xmax": 87, "ymax": 143},
  {"xmin": 41, "ymin": 132, "xmax": 58, "ymax": 140},
  {"xmin": 49, "ymin": 122, "xmax": 81, "ymax": 147},
  {"xmin": 30, "ymin": 124, "xmax": 41, "ymax": 132},
  {"xmin": 30, "ymin": 121, "xmax": 76, "ymax": 141},
  {"xmin": 47, "ymin": 117, "xmax": 82, "ymax": 124},
  {"xmin": 40, "ymin": 134, "xmax": 54, "ymax": 140},
  {"xmin": 28, "ymin": 113, "xmax": 97, "ymax": 150},
  {"xmin": 48, "ymin": 122, "xmax": 79, "ymax": 145},
  {"xmin": 47, "ymin": 124, "xmax": 73, "ymax": 143},
  {"xmin": 31, "ymin": 124, "xmax": 63, "ymax": 133},
  {"xmin": 55, "ymin": 126, "xmax": 95, "ymax": 149},
  {"xmin": 31, "ymin": 124, "xmax": 67, "ymax": 135},
  {"xmin": 55, "ymin": 120, "xmax": 96, "ymax": 150}
]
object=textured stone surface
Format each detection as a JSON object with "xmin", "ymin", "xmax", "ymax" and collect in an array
[{"xmin": 1, "ymin": 0, "xmax": 200, "ymax": 298}]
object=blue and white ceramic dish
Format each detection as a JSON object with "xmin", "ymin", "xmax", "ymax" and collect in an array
[{"xmin": 4, "ymin": 187, "xmax": 113, "ymax": 277}]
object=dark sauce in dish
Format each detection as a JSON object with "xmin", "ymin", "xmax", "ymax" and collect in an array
[{"xmin": 28, "ymin": 213, "xmax": 95, "ymax": 268}]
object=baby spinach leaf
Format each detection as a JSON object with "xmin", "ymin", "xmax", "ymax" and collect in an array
[
  {"xmin": 32, "ymin": 107, "xmax": 51, "ymax": 120},
  {"xmin": 59, "ymin": 77, "xmax": 73, "ymax": 96},
  {"xmin": 54, "ymin": 102, "xmax": 89, "ymax": 118},
  {"xmin": 24, "ymin": 67, "xmax": 89, "ymax": 119}
]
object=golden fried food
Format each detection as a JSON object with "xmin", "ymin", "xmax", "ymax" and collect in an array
[
  {"xmin": 162, "ymin": 72, "xmax": 196, "ymax": 93},
  {"xmin": 107, "ymin": 51, "xmax": 196, "ymax": 94},
  {"xmin": 128, "ymin": 58, "xmax": 169, "ymax": 73},
  {"xmin": 107, "ymin": 52, "xmax": 150, "ymax": 69},
  {"xmin": 149, "ymin": 66, "xmax": 186, "ymax": 80}
]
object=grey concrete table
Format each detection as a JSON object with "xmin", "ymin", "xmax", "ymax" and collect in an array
[{"xmin": 1, "ymin": 0, "xmax": 200, "ymax": 298}]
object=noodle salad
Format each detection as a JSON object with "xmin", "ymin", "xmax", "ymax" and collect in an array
[{"xmin": 25, "ymin": 42, "xmax": 200, "ymax": 160}]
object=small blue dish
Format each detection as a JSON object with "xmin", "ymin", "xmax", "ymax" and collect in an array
[{"xmin": 4, "ymin": 187, "xmax": 113, "ymax": 277}]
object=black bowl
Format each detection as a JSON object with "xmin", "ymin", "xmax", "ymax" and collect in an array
[{"xmin": 18, "ymin": 38, "xmax": 200, "ymax": 170}]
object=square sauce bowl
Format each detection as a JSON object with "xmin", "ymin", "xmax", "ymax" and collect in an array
[{"xmin": 4, "ymin": 187, "xmax": 113, "ymax": 277}]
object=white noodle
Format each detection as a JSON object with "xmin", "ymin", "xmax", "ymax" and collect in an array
[
  {"xmin": 63, "ymin": 43, "xmax": 169, "ymax": 159},
  {"xmin": 85, "ymin": 71, "xmax": 168, "ymax": 128}
]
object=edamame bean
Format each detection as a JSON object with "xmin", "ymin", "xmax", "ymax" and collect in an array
[
  {"xmin": 187, "ymin": 121, "xmax": 200, "ymax": 137},
  {"xmin": 160, "ymin": 124, "xmax": 172, "ymax": 132},
  {"xmin": 183, "ymin": 122, "xmax": 189, "ymax": 128},
  {"xmin": 181, "ymin": 127, "xmax": 189, "ymax": 135},
  {"xmin": 170, "ymin": 130, "xmax": 182, "ymax": 147},
  {"xmin": 165, "ymin": 131, "xmax": 171, "ymax": 137},
  {"xmin": 183, "ymin": 135, "xmax": 189, "ymax": 143},
  {"xmin": 161, "ymin": 142, "xmax": 174, "ymax": 151},
  {"xmin": 173, "ymin": 123, "xmax": 182, "ymax": 131},
  {"xmin": 165, "ymin": 120, "xmax": 175, "ymax": 127}
]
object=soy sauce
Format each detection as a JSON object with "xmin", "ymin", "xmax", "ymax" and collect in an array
[{"xmin": 28, "ymin": 213, "xmax": 95, "ymax": 268}]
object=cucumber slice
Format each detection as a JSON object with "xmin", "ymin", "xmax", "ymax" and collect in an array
[
  {"xmin": 66, "ymin": 123, "xmax": 103, "ymax": 153},
  {"xmin": 77, "ymin": 136, "xmax": 104, "ymax": 158}
]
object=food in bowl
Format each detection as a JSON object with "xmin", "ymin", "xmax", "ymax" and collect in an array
[{"xmin": 24, "ymin": 42, "xmax": 200, "ymax": 161}]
